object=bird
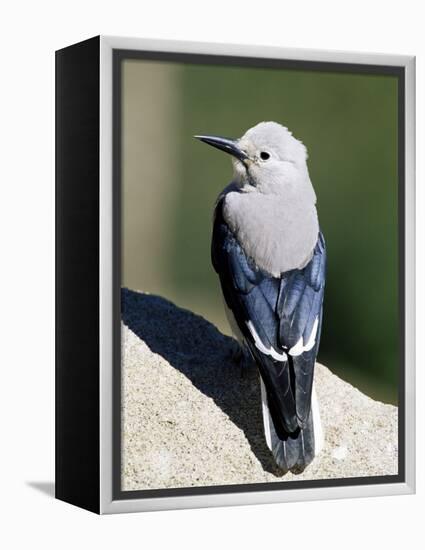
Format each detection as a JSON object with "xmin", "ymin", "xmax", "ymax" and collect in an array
[{"xmin": 195, "ymin": 121, "xmax": 326, "ymax": 474}]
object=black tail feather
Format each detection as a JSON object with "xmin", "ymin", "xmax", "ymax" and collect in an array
[{"xmin": 266, "ymin": 391, "xmax": 315, "ymax": 474}]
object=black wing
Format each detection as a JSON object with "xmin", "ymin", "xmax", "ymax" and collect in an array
[{"xmin": 212, "ymin": 198, "xmax": 326, "ymax": 436}]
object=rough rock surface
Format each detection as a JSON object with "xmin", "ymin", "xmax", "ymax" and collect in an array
[{"xmin": 121, "ymin": 288, "xmax": 398, "ymax": 491}]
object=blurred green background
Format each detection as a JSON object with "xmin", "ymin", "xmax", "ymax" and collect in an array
[{"xmin": 121, "ymin": 58, "xmax": 399, "ymax": 404}]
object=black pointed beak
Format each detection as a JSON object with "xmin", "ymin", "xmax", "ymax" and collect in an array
[{"xmin": 194, "ymin": 135, "xmax": 249, "ymax": 163}]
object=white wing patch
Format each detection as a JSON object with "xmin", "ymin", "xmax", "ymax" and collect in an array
[
  {"xmin": 246, "ymin": 320, "xmax": 288, "ymax": 362},
  {"xmin": 289, "ymin": 317, "xmax": 319, "ymax": 357}
]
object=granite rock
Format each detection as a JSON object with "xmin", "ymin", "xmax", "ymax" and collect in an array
[{"xmin": 121, "ymin": 288, "xmax": 398, "ymax": 491}]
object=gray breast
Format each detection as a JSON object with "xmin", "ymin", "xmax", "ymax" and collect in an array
[{"xmin": 223, "ymin": 191, "xmax": 319, "ymax": 277}]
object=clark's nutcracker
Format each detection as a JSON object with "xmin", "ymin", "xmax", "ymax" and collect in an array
[{"xmin": 195, "ymin": 122, "xmax": 326, "ymax": 473}]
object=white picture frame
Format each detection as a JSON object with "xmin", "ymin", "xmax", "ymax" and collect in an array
[{"xmin": 56, "ymin": 35, "xmax": 415, "ymax": 514}]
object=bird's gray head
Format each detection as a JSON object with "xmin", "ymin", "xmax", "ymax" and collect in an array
[{"xmin": 195, "ymin": 121, "xmax": 315, "ymax": 202}]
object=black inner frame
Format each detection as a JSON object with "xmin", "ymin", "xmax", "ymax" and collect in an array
[{"xmin": 112, "ymin": 48, "xmax": 405, "ymax": 501}]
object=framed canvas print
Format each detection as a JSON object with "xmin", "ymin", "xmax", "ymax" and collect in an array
[{"xmin": 55, "ymin": 35, "xmax": 415, "ymax": 514}]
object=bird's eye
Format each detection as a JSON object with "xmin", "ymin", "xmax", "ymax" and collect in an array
[{"xmin": 260, "ymin": 151, "xmax": 270, "ymax": 161}]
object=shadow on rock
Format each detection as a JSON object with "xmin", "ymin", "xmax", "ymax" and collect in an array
[{"xmin": 121, "ymin": 287, "xmax": 282, "ymax": 476}]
